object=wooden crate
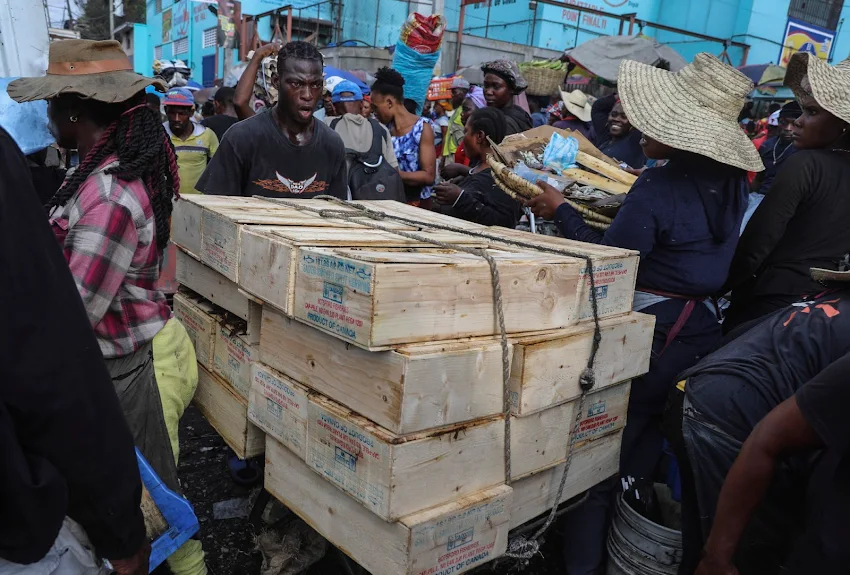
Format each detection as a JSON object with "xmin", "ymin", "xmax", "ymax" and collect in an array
[
  {"xmin": 260, "ymin": 307, "xmax": 505, "ymax": 434},
  {"xmin": 172, "ymin": 196, "xmax": 418, "ymax": 283},
  {"xmin": 175, "ymin": 248, "xmax": 262, "ymax": 344},
  {"xmin": 305, "ymin": 393, "xmax": 505, "ymax": 521},
  {"xmin": 194, "ymin": 365, "xmax": 265, "ymax": 459},
  {"xmin": 510, "ymin": 430, "xmax": 623, "ymax": 528},
  {"xmin": 293, "ymin": 246, "xmax": 583, "ymax": 350},
  {"xmin": 510, "ymin": 312, "xmax": 654, "ymax": 415},
  {"xmin": 173, "ymin": 289, "xmax": 222, "ymax": 370},
  {"xmin": 488, "ymin": 227, "xmax": 639, "ymax": 321},
  {"xmin": 266, "ymin": 437, "xmax": 511, "ymax": 575},
  {"xmin": 248, "ymin": 362, "xmax": 310, "ymax": 460},
  {"xmin": 511, "ymin": 381, "xmax": 629, "ymax": 480},
  {"xmin": 238, "ymin": 226, "xmax": 488, "ymax": 316},
  {"xmin": 212, "ymin": 322, "xmax": 258, "ymax": 399}
]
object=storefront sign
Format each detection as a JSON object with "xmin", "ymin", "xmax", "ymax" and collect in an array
[{"xmin": 779, "ymin": 17, "xmax": 835, "ymax": 66}]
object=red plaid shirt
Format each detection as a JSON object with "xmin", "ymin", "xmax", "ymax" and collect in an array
[{"xmin": 51, "ymin": 157, "xmax": 170, "ymax": 358}]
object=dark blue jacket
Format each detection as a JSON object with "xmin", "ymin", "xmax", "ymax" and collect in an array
[{"xmin": 555, "ymin": 157, "xmax": 748, "ymax": 296}]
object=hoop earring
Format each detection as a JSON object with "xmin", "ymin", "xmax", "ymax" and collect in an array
[{"xmin": 69, "ymin": 116, "xmax": 78, "ymax": 123}]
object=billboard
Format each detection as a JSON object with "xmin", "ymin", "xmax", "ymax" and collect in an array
[{"xmin": 779, "ymin": 17, "xmax": 835, "ymax": 66}]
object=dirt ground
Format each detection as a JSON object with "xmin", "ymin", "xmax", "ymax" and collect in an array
[{"xmin": 169, "ymin": 405, "xmax": 572, "ymax": 575}]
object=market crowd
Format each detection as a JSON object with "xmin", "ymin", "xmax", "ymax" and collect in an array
[{"xmin": 1, "ymin": 36, "xmax": 849, "ymax": 575}]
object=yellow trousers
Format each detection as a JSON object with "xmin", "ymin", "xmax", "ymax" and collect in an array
[{"xmin": 152, "ymin": 318, "xmax": 207, "ymax": 575}]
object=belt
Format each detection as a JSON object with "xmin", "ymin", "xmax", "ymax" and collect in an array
[{"xmin": 638, "ymin": 287, "xmax": 719, "ymax": 356}]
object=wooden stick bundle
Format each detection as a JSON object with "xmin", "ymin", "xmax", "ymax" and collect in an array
[{"xmin": 575, "ymin": 151, "xmax": 638, "ymax": 186}]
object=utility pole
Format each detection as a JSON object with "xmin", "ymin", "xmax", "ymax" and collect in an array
[
  {"xmin": 109, "ymin": 0, "xmax": 114, "ymax": 39},
  {"xmin": 65, "ymin": 0, "xmax": 73, "ymax": 28}
]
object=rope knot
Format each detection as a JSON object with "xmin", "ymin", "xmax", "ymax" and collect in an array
[
  {"xmin": 505, "ymin": 535, "xmax": 540, "ymax": 562},
  {"xmin": 579, "ymin": 367, "xmax": 596, "ymax": 391}
]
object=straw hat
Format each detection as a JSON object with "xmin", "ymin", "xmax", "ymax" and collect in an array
[
  {"xmin": 560, "ymin": 89, "xmax": 592, "ymax": 122},
  {"xmin": 8, "ymin": 40, "xmax": 165, "ymax": 104},
  {"xmin": 784, "ymin": 53, "xmax": 850, "ymax": 124},
  {"xmin": 811, "ymin": 265, "xmax": 850, "ymax": 284},
  {"xmin": 618, "ymin": 53, "xmax": 764, "ymax": 172}
]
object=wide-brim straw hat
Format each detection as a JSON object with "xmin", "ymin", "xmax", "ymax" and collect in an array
[
  {"xmin": 811, "ymin": 266, "xmax": 850, "ymax": 284},
  {"xmin": 618, "ymin": 53, "xmax": 764, "ymax": 172},
  {"xmin": 560, "ymin": 89, "xmax": 592, "ymax": 122},
  {"xmin": 8, "ymin": 39, "xmax": 165, "ymax": 104},
  {"xmin": 784, "ymin": 52, "xmax": 850, "ymax": 124}
]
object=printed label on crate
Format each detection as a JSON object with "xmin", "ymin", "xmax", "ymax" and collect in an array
[
  {"xmin": 248, "ymin": 365, "xmax": 308, "ymax": 458},
  {"xmin": 213, "ymin": 327, "xmax": 255, "ymax": 398},
  {"xmin": 414, "ymin": 534, "xmax": 501, "ymax": 575},
  {"xmin": 577, "ymin": 259, "xmax": 634, "ymax": 320},
  {"xmin": 173, "ymin": 297, "xmax": 215, "ymax": 367},
  {"xmin": 307, "ymin": 402, "xmax": 391, "ymax": 517},
  {"xmin": 299, "ymin": 252, "xmax": 373, "ymax": 344},
  {"xmin": 411, "ymin": 495, "xmax": 507, "ymax": 551},
  {"xmin": 572, "ymin": 386, "xmax": 627, "ymax": 444},
  {"xmin": 201, "ymin": 210, "xmax": 238, "ymax": 279}
]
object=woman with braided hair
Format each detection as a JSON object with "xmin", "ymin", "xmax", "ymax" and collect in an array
[
  {"xmin": 10, "ymin": 40, "xmax": 208, "ymax": 575},
  {"xmin": 433, "ymin": 107, "xmax": 522, "ymax": 227}
]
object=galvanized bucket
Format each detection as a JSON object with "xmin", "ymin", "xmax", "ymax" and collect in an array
[{"xmin": 606, "ymin": 490, "xmax": 682, "ymax": 575}]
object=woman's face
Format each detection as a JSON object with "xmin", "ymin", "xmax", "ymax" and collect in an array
[
  {"xmin": 792, "ymin": 94, "xmax": 846, "ymax": 150},
  {"xmin": 47, "ymin": 99, "xmax": 79, "ymax": 150},
  {"xmin": 639, "ymin": 134, "xmax": 674, "ymax": 160},
  {"xmin": 483, "ymin": 73, "xmax": 513, "ymax": 109},
  {"xmin": 608, "ymin": 102, "xmax": 632, "ymax": 138},
  {"xmin": 370, "ymin": 90, "xmax": 395, "ymax": 124},
  {"xmin": 461, "ymin": 99, "xmax": 477, "ymax": 125},
  {"xmin": 462, "ymin": 121, "xmax": 482, "ymax": 161}
]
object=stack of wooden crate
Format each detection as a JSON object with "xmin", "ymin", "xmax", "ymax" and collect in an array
[{"xmin": 170, "ymin": 195, "xmax": 654, "ymax": 575}]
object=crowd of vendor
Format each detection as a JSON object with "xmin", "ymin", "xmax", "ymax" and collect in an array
[{"xmin": 2, "ymin": 35, "xmax": 850, "ymax": 575}]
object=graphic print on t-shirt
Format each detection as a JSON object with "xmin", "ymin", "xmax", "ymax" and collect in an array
[
  {"xmin": 783, "ymin": 298, "xmax": 841, "ymax": 327},
  {"xmin": 254, "ymin": 171, "xmax": 328, "ymax": 195}
]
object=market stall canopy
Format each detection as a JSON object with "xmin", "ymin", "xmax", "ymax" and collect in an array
[
  {"xmin": 324, "ymin": 65, "xmax": 370, "ymax": 93},
  {"xmin": 563, "ymin": 35, "xmax": 687, "ymax": 83},
  {"xmin": 738, "ymin": 63, "xmax": 786, "ymax": 88}
]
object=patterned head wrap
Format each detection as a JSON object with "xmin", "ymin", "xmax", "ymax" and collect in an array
[{"xmin": 481, "ymin": 60, "xmax": 528, "ymax": 93}]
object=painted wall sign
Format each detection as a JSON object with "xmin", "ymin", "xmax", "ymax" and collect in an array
[
  {"xmin": 779, "ymin": 17, "xmax": 835, "ymax": 66},
  {"xmin": 173, "ymin": 0, "xmax": 191, "ymax": 39},
  {"xmin": 162, "ymin": 7, "xmax": 172, "ymax": 44}
]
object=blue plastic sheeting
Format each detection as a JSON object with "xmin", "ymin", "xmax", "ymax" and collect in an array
[
  {"xmin": 324, "ymin": 65, "xmax": 370, "ymax": 93},
  {"xmin": 391, "ymin": 42, "xmax": 440, "ymax": 114},
  {"xmin": 0, "ymin": 77, "xmax": 54, "ymax": 155}
]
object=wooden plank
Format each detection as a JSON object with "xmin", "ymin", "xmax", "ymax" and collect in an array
[
  {"xmin": 510, "ymin": 312, "xmax": 654, "ymax": 415},
  {"xmin": 194, "ymin": 365, "xmax": 265, "ymax": 459},
  {"xmin": 509, "ymin": 430, "xmax": 622, "ymax": 528},
  {"xmin": 172, "ymin": 196, "xmax": 418, "ymax": 283},
  {"xmin": 265, "ymin": 438, "xmax": 511, "ymax": 575},
  {"xmin": 486, "ymin": 226, "xmax": 639, "ymax": 321},
  {"xmin": 172, "ymin": 289, "xmax": 223, "ymax": 371},
  {"xmin": 511, "ymin": 382, "xmax": 629, "ymax": 479},
  {"xmin": 576, "ymin": 151, "xmax": 638, "ymax": 186},
  {"xmin": 175, "ymin": 248, "xmax": 262, "ymax": 340},
  {"xmin": 305, "ymin": 393, "xmax": 505, "ymax": 521},
  {"xmin": 260, "ymin": 307, "xmax": 505, "ymax": 434},
  {"xmin": 248, "ymin": 362, "xmax": 310, "ymax": 460},
  {"xmin": 212, "ymin": 323, "xmax": 258, "ymax": 399},
  {"xmin": 294, "ymin": 246, "xmax": 583, "ymax": 349},
  {"xmin": 238, "ymin": 226, "xmax": 487, "ymax": 316},
  {"xmin": 562, "ymin": 168, "xmax": 632, "ymax": 195}
]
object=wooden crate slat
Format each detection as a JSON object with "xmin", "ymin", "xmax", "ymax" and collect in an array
[
  {"xmin": 194, "ymin": 365, "xmax": 264, "ymax": 459},
  {"xmin": 265, "ymin": 437, "xmax": 511, "ymax": 575}
]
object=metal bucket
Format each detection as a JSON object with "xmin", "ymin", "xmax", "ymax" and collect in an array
[{"xmin": 606, "ymin": 488, "xmax": 682, "ymax": 575}]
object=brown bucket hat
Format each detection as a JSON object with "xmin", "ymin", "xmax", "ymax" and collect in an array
[{"xmin": 8, "ymin": 39, "xmax": 165, "ymax": 104}]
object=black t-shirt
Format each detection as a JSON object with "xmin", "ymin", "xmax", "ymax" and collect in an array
[
  {"xmin": 726, "ymin": 150, "xmax": 850, "ymax": 301},
  {"xmin": 196, "ymin": 110, "xmax": 347, "ymax": 198},
  {"xmin": 443, "ymin": 167, "xmax": 522, "ymax": 228},
  {"xmin": 202, "ymin": 114, "xmax": 239, "ymax": 141},
  {"xmin": 683, "ymin": 290, "xmax": 850, "ymax": 440},
  {"xmin": 787, "ymin": 352, "xmax": 850, "ymax": 571}
]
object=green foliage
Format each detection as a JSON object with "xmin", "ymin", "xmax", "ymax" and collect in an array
[{"xmin": 75, "ymin": 0, "xmax": 146, "ymax": 40}]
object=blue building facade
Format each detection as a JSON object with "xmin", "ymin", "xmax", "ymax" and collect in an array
[{"xmin": 137, "ymin": 0, "xmax": 850, "ymax": 84}]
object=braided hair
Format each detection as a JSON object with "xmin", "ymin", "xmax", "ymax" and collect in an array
[
  {"xmin": 47, "ymin": 93, "xmax": 180, "ymax": 250},
  {"xmin": 372, "ymin": 67, "xmax": 405, "ymax": 102},
  {"xmin": 277, "ymin": 41, "xmax": 324, "ymax": 70},
  {"xmin": 468, "ymin": 106, "xmax": 507, "ymax": 145}
]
